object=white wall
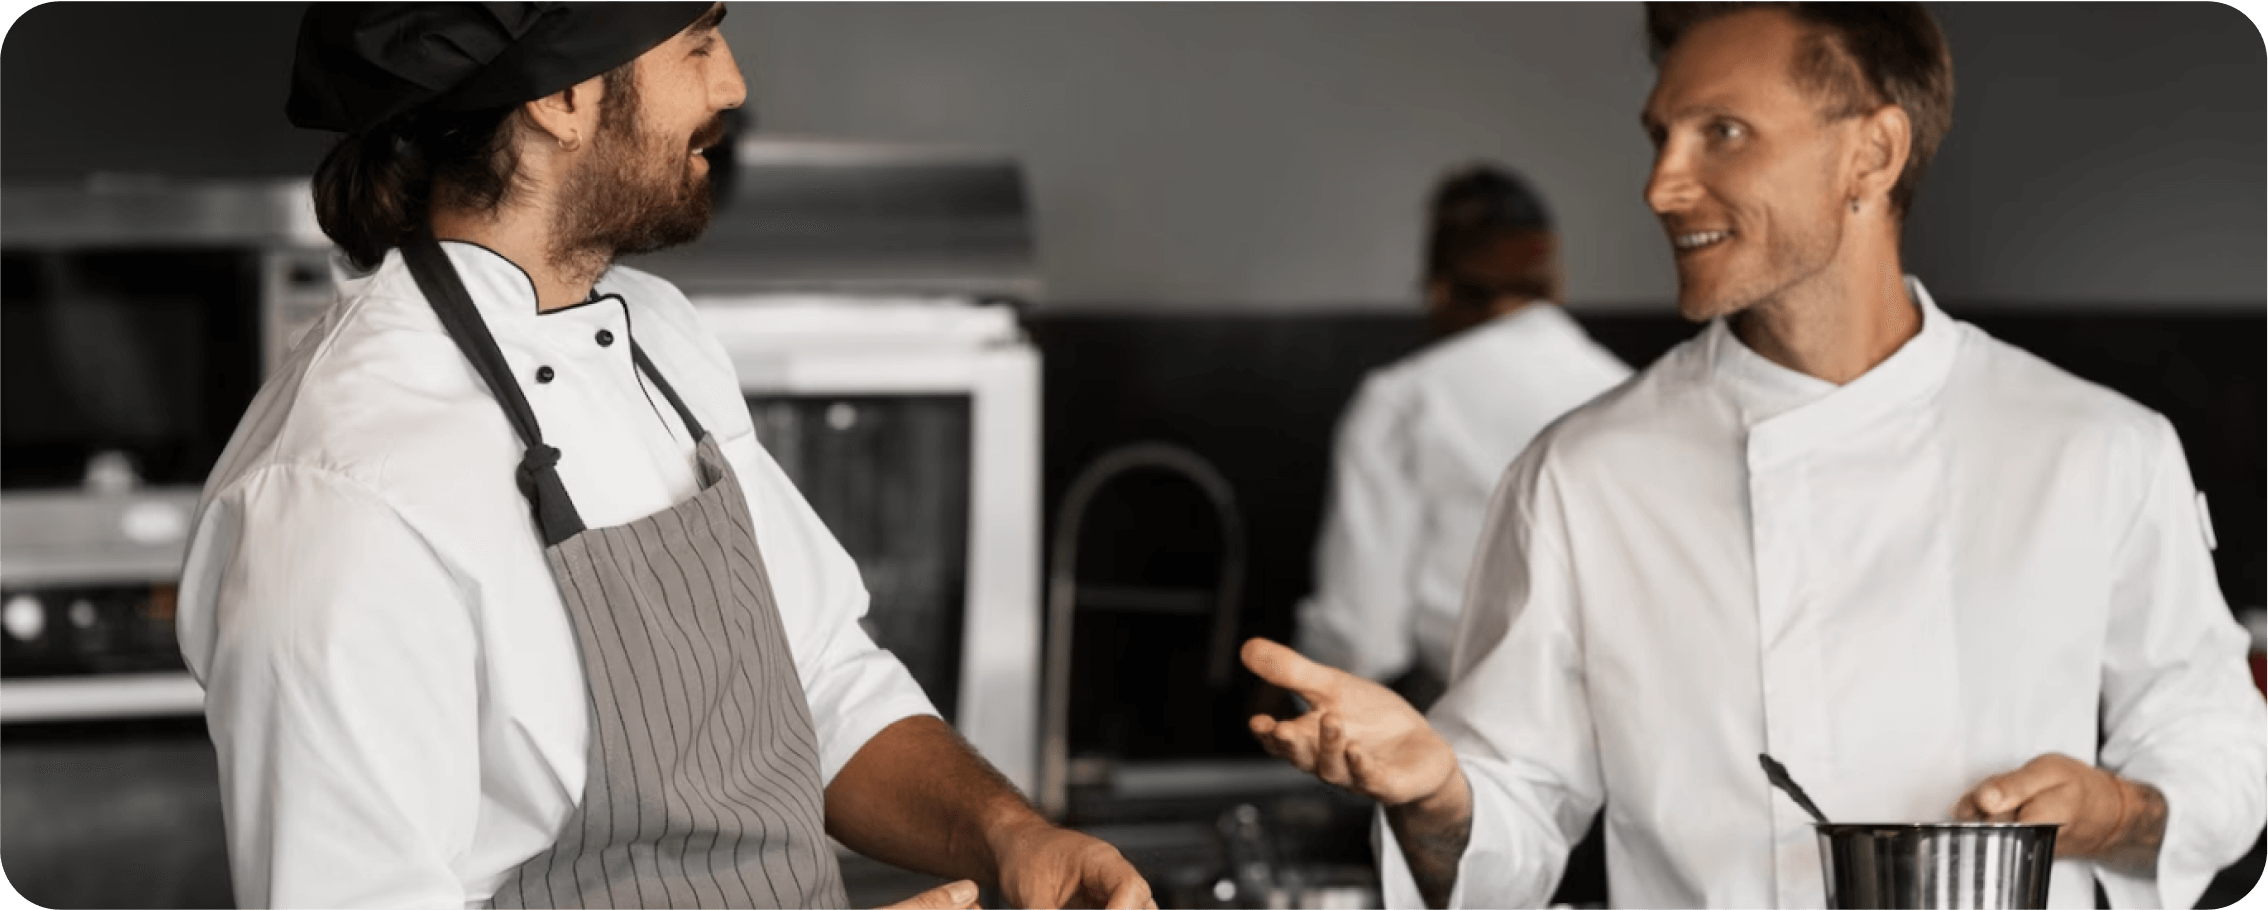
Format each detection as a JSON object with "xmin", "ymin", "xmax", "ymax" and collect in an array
[
  {"xmin": 725, "ymin": 2, "xmax": 2265, "ymax": 310},
  {"xmin": 3, "ymin": 3, "xmax": 2257, "ymax": 310},
  {"xmin": 727, "ymin": 3, "xmax": 1672, "ymax": 309}
]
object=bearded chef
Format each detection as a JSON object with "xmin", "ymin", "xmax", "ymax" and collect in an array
[
  {"xmin": 1240, "ymin": 3, "xmax": 2266, "ymax": 908},
  {"xmin": 174, "ymin": 5, "xmax": 1151, "ymax": 908}
]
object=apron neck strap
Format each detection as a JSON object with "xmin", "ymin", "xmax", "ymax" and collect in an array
[
  {"xmin": 401, "ymin": 226, "xmax": 588, "ymax": 546},
  {"xmin": 630, "ymin": 343, "xmax": 709, "ymax": 443}
]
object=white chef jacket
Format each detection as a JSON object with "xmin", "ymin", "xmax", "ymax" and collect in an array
[
  {"xmin": 1295, "ymin": 304, "xmax": 1630, "ymax": 683},
  {"xmin": 1376, "ymin": 279, "xmax": 2266, "ymax": 909},
  {"xmin": 175, "ymin": 243, "xmax": 939, "ymax": 909}
]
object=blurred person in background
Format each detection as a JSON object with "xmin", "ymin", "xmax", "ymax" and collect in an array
[
  {"xmin": 174, "ymin": 5, "xmax": 1148, "ymax": 908},
  {"xmin": 1292, "ymin": 164, "xmax": 1630, "ymax": 709},
  {"xmin": 1245, "ymin": 3, "xmax": 2266, "ymax": 908}
]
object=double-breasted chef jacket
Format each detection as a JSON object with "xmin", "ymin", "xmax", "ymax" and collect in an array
[
  {"xmin": 1376, "ymin": 279, "xmax": 2266, "ymax": 909},
  {"xmin": 177, "ymin": 242, "xmax": 938, "ymax": 908}
]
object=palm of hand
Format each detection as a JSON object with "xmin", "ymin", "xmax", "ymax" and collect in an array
[{"xmin": 1242, "ymin": 639, "xmax": 1457, "ymax": 808}]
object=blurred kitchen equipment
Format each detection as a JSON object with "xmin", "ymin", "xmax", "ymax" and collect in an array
[
  {"xmin": 1037, "ymin": 442, "xmax": 1246, "ymax": 820},
  {"xmin": 1759, "ymin": 752, "xmax": 1833, "ymax": 825},
  {"xmin": 2, "ymin": 177, "xmax": 332, "ymax": 722},
  {"xmin": 666, "ymin": 137, "xmax": 1046, "ymax": 801},
  {"xmin": 1816, "ymin": 823, "xmax": 2057, "ymax": 909},
  {"xmin": 632, "ymin": 136, "xmax": 1037, "ymax": 302}
]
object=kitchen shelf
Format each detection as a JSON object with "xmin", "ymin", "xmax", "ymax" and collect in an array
[{"xmin": 2, "ymin": 672, "xmax": 204, "ymax": 723}]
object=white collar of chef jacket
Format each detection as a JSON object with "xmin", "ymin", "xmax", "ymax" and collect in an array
[{"xmin": 1702, "ymin": 275, "xmax": 1961, "ymax": 437}]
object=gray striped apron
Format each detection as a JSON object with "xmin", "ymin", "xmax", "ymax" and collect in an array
[{"xmin": 403, "ymin": 229, "xmax": 848, "ymax": 909}]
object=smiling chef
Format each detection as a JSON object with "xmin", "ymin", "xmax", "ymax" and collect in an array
[
  {"xmin": 1241, "ymin": 3, "xmax": 2266, "ymax": 908},
  {"xmin": 172, "ymin": 4, "xmax": 1151, "ymax": 909}
]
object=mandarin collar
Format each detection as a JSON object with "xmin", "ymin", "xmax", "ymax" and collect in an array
[
  {"xmin": 423, "ymin": 241, "xmax": 627, "ymax": 336},
  {"xmin": 1704, "ymin": 276, "xmax": 1960, "ymax": 434}
]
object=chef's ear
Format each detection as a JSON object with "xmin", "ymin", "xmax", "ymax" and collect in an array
[
  {"xmin": 1849, "ymin": 104, "xmax": 1911, "ymax": 208},
  {"xmin": 522, "ymin": 72, "xmax": 610, "ymax": 154}
]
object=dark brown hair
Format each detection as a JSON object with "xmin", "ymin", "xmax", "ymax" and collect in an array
[
  {"xmin": 1645, "ymin": 2, "xmax": 1954, "ymax": 218},
  {"xmin": 310, "ymin": 65, "xmax": 639, "ymax": 271},
  {"xmin": 1424, "ymin": 163, "xmax": 1553, "ymax": 283}
]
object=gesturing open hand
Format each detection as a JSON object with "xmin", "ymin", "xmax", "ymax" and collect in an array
[{"xmin": 1241, "ymin": 638, "xmax": 1460, "ymax": 808}]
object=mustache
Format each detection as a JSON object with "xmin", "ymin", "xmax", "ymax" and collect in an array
[{"xmin": 689, "ymin": 113, "xmax": 731, "ymax": 152}]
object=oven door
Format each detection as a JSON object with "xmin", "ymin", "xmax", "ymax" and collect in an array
[{"xmin": 705, "ymin": 299, "xmax": 1042, "ymax": 795}]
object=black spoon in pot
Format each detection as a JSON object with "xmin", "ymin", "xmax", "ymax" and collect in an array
[{"xmin": 1758, "ymin": 753, "xmax": 1832, "ymax": 825}]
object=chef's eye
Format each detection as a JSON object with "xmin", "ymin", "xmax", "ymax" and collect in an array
[{"xmin": 1708, "ymin": 120, "xmax": 1748, "ymax": 142}]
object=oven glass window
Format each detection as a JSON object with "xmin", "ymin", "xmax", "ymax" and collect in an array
[
  {"xmin": 1, "ymin": 249, "xmax": 263, "ymax": 490},
  {"xmin": 746, "ymin": 394, "xmax": 973, "ymax": 722}
]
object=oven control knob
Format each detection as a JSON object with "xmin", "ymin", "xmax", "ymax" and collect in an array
[
  {"xmin": 67, "ymin": 599, "xmax": 98, "ymax": 629},
  {"xmin": 3, "ymin": 595, "xmax": 43, "ymax": 641}
]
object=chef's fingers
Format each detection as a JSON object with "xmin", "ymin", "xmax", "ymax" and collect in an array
[
  {"xmin": 1240, "ymin": 638, "xmax": 1341, "ymax": 707},
  {"xmin": 1097, "ymin": 864, "xmax": 1152, "ymax": 910},
  {"xmin": 1312, "ymin": 711, "xmax": 1353, "ymax": 787},
  {"xmin": 1259, "ymin": 712, "xmax": 1324, "ymax": 772},
  {"xmin": 879, "ymin": 879, "xmax": 980, "ymax": 909},
  {"xmin": 1970, "ymin": 754, "xmax": 2082, "ymax": 818}
]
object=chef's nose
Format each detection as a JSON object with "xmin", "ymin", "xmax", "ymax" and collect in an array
[
  {"xmin": 712, "ymin": 36, "xmax": 748, "ymax": 112},
  {"xmin": 1645, "ymin": 143, "xmax": 1699, "ymax": 216}
]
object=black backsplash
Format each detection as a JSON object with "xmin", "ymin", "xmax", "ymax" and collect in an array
[{"xmin": 1027, "ymin": 305, "xmax": 2266, "ymax": 762}]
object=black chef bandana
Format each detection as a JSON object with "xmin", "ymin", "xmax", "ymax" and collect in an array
[{"xmin": 288, "ymin": 2, "xmax": 714, "ymax": 135}]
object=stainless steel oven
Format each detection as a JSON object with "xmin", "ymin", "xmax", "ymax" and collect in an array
[
  {"xmin": 634, "ymin": 137, "xmax": 1047, "ymax": 797},
  {"xmin": 1, "ymin": 179, "xmax": 334, "ymax": 722}
]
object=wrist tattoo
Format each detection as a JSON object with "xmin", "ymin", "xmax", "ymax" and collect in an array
[
  {"xmin": 1388, "ymin": 795, "xmax": 1473, "ymax": 909},
  {"xmin": 2100, "ymin": 779, "xmax": 2167, "ymax": 876}
]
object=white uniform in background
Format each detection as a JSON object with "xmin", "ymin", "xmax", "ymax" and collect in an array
[
  {"xmin": 1376, "ymin": 278, "xmax": 2266, "ymax": 909},
  {"xmin": 175, "ymin": 244, "xmax": 937, "ymax": 908},
  {"xmin": 1295, "ymin": 303, "xmax": 1630, "ymax": 683}
]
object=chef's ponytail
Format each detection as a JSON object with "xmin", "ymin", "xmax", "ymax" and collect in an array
[{"xmin": 311, "ymin": 106, "xmax": 526, "ymax": 272}]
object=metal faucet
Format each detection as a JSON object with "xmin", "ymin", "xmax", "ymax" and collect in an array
[{"xmin": 1036, "ymin": 442, "xmax": 1245, "ymax": 821}]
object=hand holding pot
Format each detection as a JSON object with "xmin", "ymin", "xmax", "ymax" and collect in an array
[
  {"xmin": 1241, "ymin": 637, "xmax": 1461, "ymax": 809},
  {"xmin": 1951, "ymin": 753, "xmax": 2162, "ymax": 865}
]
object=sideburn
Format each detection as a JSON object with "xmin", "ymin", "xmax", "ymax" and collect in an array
[{"xmin": 549, "ymin": 64, "xmax": 715, "ymax": 272}]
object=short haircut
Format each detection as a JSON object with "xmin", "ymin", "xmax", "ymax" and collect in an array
[
  {"xmin": 1645, "ymin": 2, "xmax": 1955, "ymax": 218},
  {"xmin": 1424, "ymin": 163, "xmax": 1553, "ymax": 282}
]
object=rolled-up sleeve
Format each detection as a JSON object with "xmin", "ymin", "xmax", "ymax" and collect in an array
[
  {"xmin": 1374, "ymin": 448, "xmax": 1603, "ymax": 909},
  {"xmin": 177, "ymin": 464, "xmax": 480, "ymax": 909},
  {"xmin": 723, "ymin": 431, "xmax": 939, "ymax": 785},
  {"xmin": 2095, "ymin": 416, "xmax": 2267, "ymax": 909}
]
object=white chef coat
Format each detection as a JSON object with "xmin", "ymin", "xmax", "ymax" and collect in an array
[
  {"xmin": 1295, "ymin": 304, "xmax": 1630, "ymax": 683},
  {"xmin": 1376, "ymin": 279, "xmax": 2266, "ymax": 909},
  {"xmin": 175, "ymin": 243, "xmax": 939, "ymax": 909}
]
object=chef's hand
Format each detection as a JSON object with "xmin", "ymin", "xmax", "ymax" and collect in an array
[
  {"xmin": 882, "ymin": 879, "xmax": 981, "ymax": 909},
  {"xmin": 1951, "ymin": 753, "xmax": 2166, "ymax": 870},
  {"xmin": 1241, "ymin": 638, "xmax": 1459, "ymax": 808},
  {"xmin": 987, "ymin": 817, "xmax": 1155, "ymax": 909}
]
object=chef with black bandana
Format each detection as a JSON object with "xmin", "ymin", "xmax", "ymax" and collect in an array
[{"xmin": 174, "ymin": 5, "xmax": 1153, "ymax": 908}]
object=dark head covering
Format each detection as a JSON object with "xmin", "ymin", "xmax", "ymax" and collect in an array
[{"xmin": 289, "ymin": 2, "xmax": 713, "ymax": 134}]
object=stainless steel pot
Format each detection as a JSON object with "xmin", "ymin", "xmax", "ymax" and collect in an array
[{"xmin": 1816, "ymin": 823, "xmax": 2058, "ymax": 909}]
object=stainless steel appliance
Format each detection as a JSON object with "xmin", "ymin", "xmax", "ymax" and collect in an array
[
  {"xmin": 1818, "ymin": 822, "xmax": 2058, "ymax": 909},
  {"xmin": 1, "ymin": 178, "xmax": 334, "ymax": 722},
  {"xmin": 632, "ymin": 138, "xmax": 1046, "ymax": 908},
  {"xmin": 637, "ymin": 137, "xmax": 1044, "ymax": 798}
]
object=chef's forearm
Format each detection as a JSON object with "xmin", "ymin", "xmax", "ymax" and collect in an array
[
  {"xmin": 1385, "ymin": 768, "xmax": 1474, "ymax": 910},
  {"xmin": 2097, "ymin": 778, "xmax": 2168, "ymax": 876},
  {"xmin": 823, "ymin": 714, "xmax": 1042, "ymax": 887}
]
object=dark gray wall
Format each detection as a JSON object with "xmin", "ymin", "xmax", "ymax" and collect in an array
[{"xmin": 4, "ymin": 2, "xmax": 2260, "ymax": 308}]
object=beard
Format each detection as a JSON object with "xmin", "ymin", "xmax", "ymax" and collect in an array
[
  {"xmin": 551, "ymin": 110, "xmax": 728, "ymax": 266},
  {"xmin": 1673, "ymin": 209, "xmax": 1842, "ymax": 323}
]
